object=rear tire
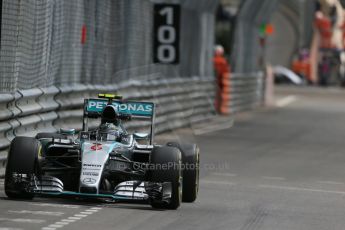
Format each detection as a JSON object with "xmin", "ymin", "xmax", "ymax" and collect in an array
[
  {"xmin": 150, "ymin": 146, "xmax": 182, "ymax": 210},
  {"xmin": 5, "ymin": 137, "xmax": 40, "ymax": 199},
  {"xmin": 167, "ymin": 142, "xmax": 200, "ymax": 203}
]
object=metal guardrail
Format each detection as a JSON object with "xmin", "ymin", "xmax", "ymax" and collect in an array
[
  {"xmin": 0, "ymin": 94, "xmax": 15, "ymax": 120},
  {"xmin": 0, "ymin": 77, "xmax": 216, "ymax": 144},
  {"xmin": 0, "ymin": 74, "xmax": 264, "ymax": 177},
  {"xmin": 229, "ymin": 73, "xmax": 265, "ymax": 113}
]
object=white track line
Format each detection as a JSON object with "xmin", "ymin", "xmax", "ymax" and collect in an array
[
  {"xmin": 8, "ymin": 210, "xmax": 64, "ymax": 216},
  {"xmin": 276, "ymin": 95, "xmax": 298, "ymax": 108},
  {"xmin": 41, "ymin": 207, "xmax": 102, "ymax": 230},
  {"xmin": 316, "ymin": 181, "xmax": 345, "ymax": 185},
  {"xmin": 80, "ymin": 211, "xmax": 93, "ymax": 215},
  {"xmin": 0, "ymin": 218, "xmax": 45, "ymax": 224},
  {"xmin": 31, "ymin": 203, "xmax": 80, "ymax": 209},
  {"xmin": 259, "ymin": 184, "xmax": 345, "ymax": 195},
  {"xmin": 60, "ymin": 219, "xmax": 76, "ymax": 223},
  {"xmin": 74, "ymin": 214, "xmax": 88, "ymax": 217},
  {"xmin": 54, "ymin": 222, "xmax": 69, "ymax": 225},
  {"xmin": 67, "ymin": 217, "xmax": 81, "ymax": 220},
  {"xmin": 85, "ymin": 209, "xmax": 99, "ymax": 212}
]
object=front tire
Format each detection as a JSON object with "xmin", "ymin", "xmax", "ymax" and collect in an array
[
  {"xmin": 5, "ymin": 137, "xmax": 40, "ymax": 199},
  {"xmin": 167, "ymin": 142, "xmax": 200, "ymax": 203},
  {"xmin": 150, "ymin": 146, "xmax": 182, "ymax": 210}
]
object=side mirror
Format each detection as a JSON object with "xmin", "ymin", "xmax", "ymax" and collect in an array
[
  {"xmin": 133, "ymin": 133, "xmax": 150, "ymax": 140},
  {"xmin": 60, "ymin": 128, "xmax": 76, "ymax": 135}
]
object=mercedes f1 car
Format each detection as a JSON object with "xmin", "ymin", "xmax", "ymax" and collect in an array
[{"xmin": 5, "ymin": 94, "xmax": 199, "ymax": 209}]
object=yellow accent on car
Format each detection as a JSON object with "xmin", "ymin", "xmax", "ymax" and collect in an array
[
  {"xmin": 38, "ymin": 144, "xmax": 42, "ymax": 158},
  {"xmin": 98, "ymin": 94, "xmax": 122, "ymax": 100}
]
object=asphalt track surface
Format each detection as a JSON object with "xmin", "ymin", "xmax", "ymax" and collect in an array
[{"xmin": 1, "ymin": 86, "xmax": 345, "ymax": 230}]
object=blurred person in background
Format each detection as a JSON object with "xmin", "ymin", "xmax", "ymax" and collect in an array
[
  {"xmin": 313, "ymin": 0, "xmax": 345, "ymax": 86},
  {"xmin": 292, "ymin": 49, "xmax": 312, "ymax": 84},
  {"xmin": 213, "ymin": 45, "xmax": 230, "ymax": 114}
]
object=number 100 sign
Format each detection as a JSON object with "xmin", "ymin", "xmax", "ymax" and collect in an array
[{"xmin": 153, "ymin": 4, "xmax": 180, "ymax": 64}]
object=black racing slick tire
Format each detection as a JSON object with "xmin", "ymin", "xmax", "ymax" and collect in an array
[
  {"xmin": 150, "ymin": 146, "xmax": 182, "ymax": 210},
  {"xmin": 167, "ymin": 142, "xmax": 200, "ymax": 203},
  {"xmin": 5, "ymin": 137, "xmax": 40, "ymax": 199}
]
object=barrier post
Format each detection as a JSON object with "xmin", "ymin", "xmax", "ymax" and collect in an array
[
  {"xmin": 220, "ymin": 72, "xmax": 230, "ymax": 115},
  {"xmin": 264, "ymin": 65, "xmax": 275, "ymax": 107}
]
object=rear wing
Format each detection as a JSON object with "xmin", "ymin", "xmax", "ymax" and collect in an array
[
  {"xmin": 82, "ymin": 98, "xmax": 155, "ymax": 144},
  {"xmin": 85, "ymin": 98, "xmax": 155, "ymax": 118}
]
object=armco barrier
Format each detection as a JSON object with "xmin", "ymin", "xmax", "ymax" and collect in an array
[
  {"xmin": 15, "ymin": 115, "xmax": 42, "ymax": 137},
  {"xmin": 229, "ymin": 73, "xmax": 264, "ymax": 113},
  {"xmin": 0, "ymin": 151, "xmax": 7, "ymax": 177},
  {"xmin": 0, "ymin": 94, "xmax": 15, "ymax": 121},
  {"xmin": 38, "ymin": 86, "xmax": 60, "ymax": 112},
  {"xmin": 37, "ymin": 112, "xmax": 59, "ymax": 134},
  {"xmin": 7, "ymin": 92, "xmax": 22, "ymax": 118},
  {"xmin": 0, "ymin": 74, "xmax": 264, "ymax": 177},
  {"xmin": 0, "ymin": 122, "xmax": 11, "ymax": 150},
  {"xmin": 17, "ymin": 89, "xmax": 43, "ymax": 116}
]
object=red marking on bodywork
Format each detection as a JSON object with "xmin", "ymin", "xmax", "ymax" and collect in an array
[{"xmin": 91, "ymin": 144, "xmax": 102, "ymax": 151}]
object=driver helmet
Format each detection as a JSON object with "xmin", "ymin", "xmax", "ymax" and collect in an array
[
  {"xmin": 99, "ymin": 122, "xmax": 120, "ymax": 133},
  {"xmin": 98, "ymin": 122, "xmax": 121, "ymax": 141},
  {"xmin": 102, "ymin": 105, "xmax": 120, "ymax": 124}
]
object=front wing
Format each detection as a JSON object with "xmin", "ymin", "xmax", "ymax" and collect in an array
[{"xmin": 8, "ymin": 174, "xmax": 172, "ymax": 204}]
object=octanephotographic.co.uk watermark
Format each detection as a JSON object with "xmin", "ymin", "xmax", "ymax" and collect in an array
[{"xmin": 133, "ymin": 162, "xmax": 230, "ymax": 172}]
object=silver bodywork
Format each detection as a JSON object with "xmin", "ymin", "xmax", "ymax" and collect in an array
[
  {"xmin": 29, "ymin": 136, "xmax": 171, "ymax": 202},
  {"xmin": 80, "ymin": 142, "xmax": 118, "ymax": 193}
]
